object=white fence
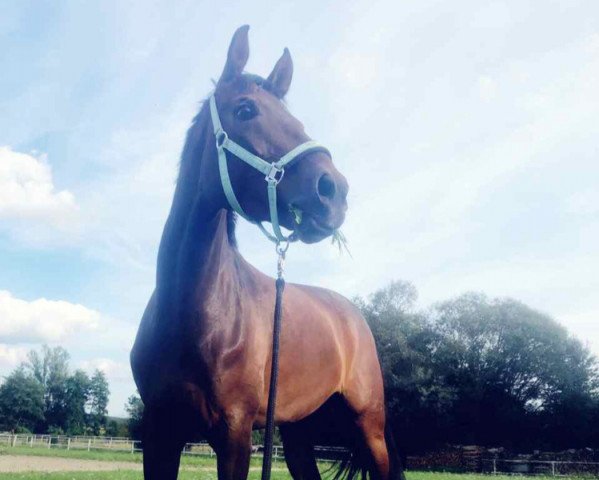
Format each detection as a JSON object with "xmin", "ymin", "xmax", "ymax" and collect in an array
[
  {"xmin": 0, "ymin": 433, "xmax": 350, "ymax": 464},
  {"xmin": 0, "ymin": 433, "xmax": 288, "ymax": 460},
  {"xmin": 0, "ymin": 434, "xmax": 138, "ymax": 453},
  {"xmin": 483, "ymin": 458, "xmax": 599, "ymax": 477}
]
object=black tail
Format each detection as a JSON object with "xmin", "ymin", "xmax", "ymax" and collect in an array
[
  {"xmin": 384, "ymin": 420, "xmax": 406, "ymax": 480},
  {"xmin": 299, "ymin": 396, "xmax": 405, "ymax": 479},
  {"xmin": 330, "ymin": 447, "xmax": 368, "ymax": 479},
  {"xmin": 328, "ymin": 414, "xmax": 405, "ymax": 480}
]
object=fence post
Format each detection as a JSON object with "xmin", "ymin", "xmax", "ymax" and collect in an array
[
  {"xmin": 30, "ymin": 436, "xmax": 34, "ymax": 448},
  {"xmin": 88, "ymin": 439, "xmax": 91, "ymax": 451},
  {"xmin": 47, "ymin": 436, "xmax": 51, "ymax": 449},
  {"xmin": 493, "ymin": 459, "xmax": 497, "ymax": 475},
  {"xmin": 11, "ymin": 435, "xmax": 17, "ymax": 447},
  {"xmin": 131, "ymin": 441, "xmax": 135, "ymax": 454},
  {"xmin": 551, "ymin": 461, "xmax": 556, "ymax": 476},
  {"xmin": 67, "ymin": 438, "xmax": 71, "ymax": 451}
]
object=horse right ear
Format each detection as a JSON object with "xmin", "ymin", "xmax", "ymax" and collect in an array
[{"xmin": 220, "ymin": 25, "xmax": 250, "ymax": 82}]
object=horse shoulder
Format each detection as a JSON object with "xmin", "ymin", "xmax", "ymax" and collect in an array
[{"xmin": 290, "ymin": 283, "xmax": 368, "ymax": 329}]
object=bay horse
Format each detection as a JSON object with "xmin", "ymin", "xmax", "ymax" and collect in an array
[{"xmin": 131, "ymin": 25, "xmax": 403, "ymax": 480}]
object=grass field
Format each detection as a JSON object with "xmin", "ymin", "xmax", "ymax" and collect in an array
[
  {"xmin": 0, "ymin": 472, "xmax": 576, "ymax": 480},
  {"xmin": 0, "ymin": 473, "xmax": 288, "ymax": 480},
  {"xmin": 0, "ymin": 447, "xmax": 585, "ymax": 480}
]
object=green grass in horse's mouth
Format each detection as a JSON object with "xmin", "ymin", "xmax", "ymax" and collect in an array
[
  {"xmin": 331, "ymin": 229, "xmax": 352, "ymax": 257},
  {"xmin": 288, "ymin": 204, "xmax": 303, "ymax": 225},
  {"xmin": 289, "ymin": 204, "xmax": 351, "ymax": 256}
]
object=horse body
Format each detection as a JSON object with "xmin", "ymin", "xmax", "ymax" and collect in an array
[
  {"xmin": 131, "ymin": 25, "xmax": 402, "ymax": 480},
  {"xmin": 131, "ymin": 211, "xmax": 386, "ymax": 464}
]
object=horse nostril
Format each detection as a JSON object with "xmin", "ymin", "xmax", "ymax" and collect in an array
[{"xmin": 317, "ymin": 173, "xmax": 336, "ymax": 200}]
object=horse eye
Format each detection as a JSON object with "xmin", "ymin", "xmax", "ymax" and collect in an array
[{"xmin": 234, "ymin": 102, "xmax": 258, "ymax": 121}]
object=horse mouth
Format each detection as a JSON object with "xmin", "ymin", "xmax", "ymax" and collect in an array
[{"xmin": 295, "ymin": 212, "xmax": 337, "ymax": 244}]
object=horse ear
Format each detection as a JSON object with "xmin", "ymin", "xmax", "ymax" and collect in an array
[
  {"xmin": 221, "ymin": 25, "xmax": 250, "ymax": 81},
  {"xmin": 267, "ymin": 48, "xmax": 293, "ymax": 98}
]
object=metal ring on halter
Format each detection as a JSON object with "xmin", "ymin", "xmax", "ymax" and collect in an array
[
  {"xmin": 215, "ymin": 129, "xmax": 228, "ymax": 149},
  {"xmin": 275, "ymin": 239, "xmax": 290, "ymax": 255},
  {"xmin": 265, "ymin": 164, "xmax": 285, "ymax": 185}
]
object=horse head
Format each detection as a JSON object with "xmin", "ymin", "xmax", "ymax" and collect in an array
[{"xmin": 206, "ymin": 25, "xmax": 349, "ymax": 244}]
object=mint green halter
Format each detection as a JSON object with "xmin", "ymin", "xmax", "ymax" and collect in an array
[{"xmin": 209, "ymin": 95, "xmax": 330, "ymax": 244}]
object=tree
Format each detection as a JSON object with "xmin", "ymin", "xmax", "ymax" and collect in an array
[
  {"xmin": 88, "ymin": 370, "xmax": 109, "ymax": 435},
  {"xmin": 357, "ymin": 282, "xmax": 599, "ymax": 453},
  {"xmin": 25, "ymin": 345, "xmax": 70, "ymax": 431},
  {"xmin": 125, "ymin": 393, "xmax": 144, "ymax": 440},
  {"xmin": 64, "ymin": 370, "xmax": 90, "ymax": 435},
  {"xmin": 429, "ymin": 293, "xmax": 598, "ymax": 449},
  {"xmin": 106, "ymin": 418, "xmax": 129, "ymax": 437},
  {"xmin": 0, "ymin": 367, "xmax": 44, "ymax": 432},
  {"xmin": 0, "ymin": 346, "xmax": 115, "ymax": 436}
]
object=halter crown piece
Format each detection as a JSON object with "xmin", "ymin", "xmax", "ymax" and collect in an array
[{"xmin": 209, "ymin": 95, "xmax": 330, "ymax": 244}]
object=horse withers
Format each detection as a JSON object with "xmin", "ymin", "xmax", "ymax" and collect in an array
[{"xmin": 131, "ymin": 25, "xmax": 404, "ymax": 480}]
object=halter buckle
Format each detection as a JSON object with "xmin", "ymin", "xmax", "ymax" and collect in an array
[
  {"xmin": 265, "ymin": 164, "xmax": 284, "ymax": 185},
  {"xmin": 215, "ymin": 129, "xmax": 228, "ymax": 149}
]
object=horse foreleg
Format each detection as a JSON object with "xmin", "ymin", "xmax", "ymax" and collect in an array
[
  {"xmin": 211, "ymin": 412, "xmax": 253, "ymax": 480},
  {"xmin": 142, "ymin": 406, "xmax": 185, "ymax": 480},
  {"xmin": 280, "ymin": 423, "xmax": 321, "ymax": 480}
]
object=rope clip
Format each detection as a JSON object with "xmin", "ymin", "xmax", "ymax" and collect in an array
[{"xmin": 275, "ymin": 240, "xmax": 289, "ymax": 279}]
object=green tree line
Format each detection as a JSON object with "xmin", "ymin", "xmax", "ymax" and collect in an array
[
  {"xmin": 0, "ymin": 345, "xmax": 112, "ymax": 436},
  {"xmin": 357, "ymin": 281, "xmax": 599, "ymax": 453}
]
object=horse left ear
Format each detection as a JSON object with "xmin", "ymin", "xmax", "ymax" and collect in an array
[
  {"xmin": 267, "ymin": 48, "xmax": 293, "ymax": 98},
  {"xmin": 220, "ymin": 25, "xmax": 250, "ymax": 82}
]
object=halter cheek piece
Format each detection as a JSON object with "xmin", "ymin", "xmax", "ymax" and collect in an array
[{"xmin": 209, "ymin": 95, "xmax": 330, "ymax": 244}]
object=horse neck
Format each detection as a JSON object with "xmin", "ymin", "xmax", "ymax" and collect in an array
[
  {"xmin": 154, "ymin": 105, "xmax": 247, "ymax": 326},
  {"xmin": 178, "ymin": 207, "xmax": 241, "ymax": 299}
]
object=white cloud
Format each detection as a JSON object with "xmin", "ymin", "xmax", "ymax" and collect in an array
[
  {"xmin": 0, "ymin": 345, "xmax": 29, "ymax": 371},
  {"xmin": 0, "ymin": 290, "xmax": 99, "ymax": 344},
  {"xmin": 0, "ymin": 147, "xmax": 77, "ymax": 226}
]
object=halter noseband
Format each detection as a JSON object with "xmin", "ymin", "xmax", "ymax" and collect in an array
[{"xmin": 209, "ymin": 95, "xmax": 330, "ymax": 244}]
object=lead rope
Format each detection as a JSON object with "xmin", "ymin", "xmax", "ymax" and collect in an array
[{"xmin": 261, "ymin": 242, "xmax": 288, "ymax": 480}]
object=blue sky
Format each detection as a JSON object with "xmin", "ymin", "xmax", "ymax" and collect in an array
[{"xmin": 1, "ymin": 0, "xmax": 599, "ymax": 416}]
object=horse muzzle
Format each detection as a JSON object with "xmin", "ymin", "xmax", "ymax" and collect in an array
[{"xmin": 289, "ymin": 166, "xmax": 349, "ymax": 244}]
